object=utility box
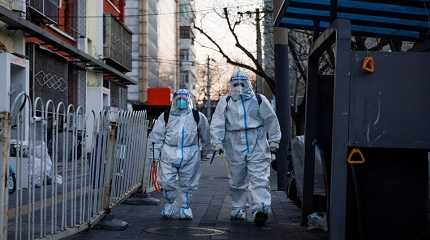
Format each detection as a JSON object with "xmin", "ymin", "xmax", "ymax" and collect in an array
[
  {"xmin": 301, "ymin": 20, "xmax": 430, "ymax": 240},
  {"xmin": 0, "ymin": 53, "xmax": 30, "ymax": 191},
  {"xmin": 0, "ymin": 53, "xmax": 29, "ymax": 112},
  {"xmin": 0, "ymin": 53, "xmax": 29, "ymax": 142},
  {"xmin": 348, "ymin": 52, "xmax": 430, "ymax": 149},
  {"xmin": 146, "ymin": 88, "xmax": 171, "ymax": 106}
]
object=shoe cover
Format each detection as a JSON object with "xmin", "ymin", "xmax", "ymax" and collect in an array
[
  {"xmin": 230, "ymin": 208, "xmax": 246, "ymax": 220},
  {"xmin": 161, "ymin": 202, "xmax": 177, "ymax": 219},
  {"xmin": 179, "ymin": 207, "xmax": 193, "ymax": 220}
]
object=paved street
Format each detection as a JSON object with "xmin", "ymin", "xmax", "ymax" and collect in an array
[{"xmin": 69, "ymin": 156, "xmax": 327, "ymax": 240}]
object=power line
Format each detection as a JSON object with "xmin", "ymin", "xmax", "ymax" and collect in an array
[
  {"xmin": 45, "ymin": 3, "xmax": 263, "ymax": 20},
  {"xmin": 40, "ymin": 3, "xmax": 263, "ymax": 37},
  {"xmin": 137, "ymin": 56, "xmax": 205, "ymax": 65},
  {"xmin": 133, "ymin": 58, "xmax": 207, "ymax": 67}
]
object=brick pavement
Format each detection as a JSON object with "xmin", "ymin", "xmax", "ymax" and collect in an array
[{"xmin": 68, "ymin": 156, "xmax": 327, "ymax": 240}]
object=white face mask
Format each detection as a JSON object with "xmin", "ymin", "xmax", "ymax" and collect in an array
[
  {"xmin": 231, "ymin": 84, "xmax": 243, "ymax": 96},
  {"xmin": 230, "ymin": 80, "xmax": 253, "ymax": 100}
]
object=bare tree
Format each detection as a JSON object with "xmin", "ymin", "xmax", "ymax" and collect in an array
[
  {"xmin": 194, "ymin": 8, "xmax": 275, "ymax": 92},
  {"xmin": 192, "ymin": 61, "xmax": 230, "ymax": 104}
]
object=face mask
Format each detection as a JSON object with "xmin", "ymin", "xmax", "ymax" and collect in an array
[
  {"xmin": 176, "ymin": 98, "xmax": 188, "ymax": 110},
  {"xmin": 230, "ymin": 82, "xmax": 244, "ymax": 95}
]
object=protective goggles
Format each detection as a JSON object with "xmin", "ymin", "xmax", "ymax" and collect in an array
[
  {"xmin": 232, "ymin": 82, "xmax": 246, "ymax": 88},
  {"xmin": 173, "ymin": 91, "xmax": 189, "ymax": 99},
  {"xmin": 230, "ymin": 75, "xmax": 248, "ymax": 82}
]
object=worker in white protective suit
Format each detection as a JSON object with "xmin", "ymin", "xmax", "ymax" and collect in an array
[
  {"xmin": 210, "ymin": 70, "xmax": 281, "ymax": 226},
  {"xmin": 149, "ymin": 89, "xmax": 210, "ymax": 220}
]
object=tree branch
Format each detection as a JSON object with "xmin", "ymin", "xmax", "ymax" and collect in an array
[
  {"xmin": 195, "ymin": 39, "xmax": 220, "ymax": 53},
  {"xmin": 288, "ymin": 35, "xmax": 307, "ymax": 83},
  {"xmin": 222, "ymin": 8, "xmax": 274, "ymax": 91},
  {"xmin": 194, "ymin": 21, "xmax": 275, "ymax": 92}
]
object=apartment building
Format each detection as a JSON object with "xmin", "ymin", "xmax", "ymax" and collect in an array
[
  {"xmin": 126, "ymin": 0, "xmax": 179, "ymax": 104},
  {"xmin": 179, "ymin": 0, "xmax": 196, "ymax": 92},
  {"xmin": 125, "ymin": 0, "xmax": 158, "ymax": 104},
  {"xmin": 0, "ymin": 0, "xmax": 134, "ymax": 113}
]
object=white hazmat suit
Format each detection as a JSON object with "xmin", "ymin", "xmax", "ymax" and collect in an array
[
  {"xmin": 149, "ymin": 89, "xmax": 209, "ymax": 219},
  {"xmin": 210, "ymin": 70, "xmax": 281, "ymax": 225}
]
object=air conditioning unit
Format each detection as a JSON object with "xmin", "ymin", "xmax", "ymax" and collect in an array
[
  {"xmin": 0, "ymin": 0, "xmax": 24, "ymax": 12},
  {"xmin": 11, "ymin": 0, "xmax": 25, "ymax": 13}
]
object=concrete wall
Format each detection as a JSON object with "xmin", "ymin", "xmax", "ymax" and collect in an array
[
  {"xmin": 0, "ymin": 1, "xmax": 25, "ymax": 55},
  {"xmin": 85, "ymin": 0, "xmax": 105, "ymax": 114}
]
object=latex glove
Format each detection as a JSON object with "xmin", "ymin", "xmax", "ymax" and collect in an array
[
  {"xmin": 269, "ymin": 142, "xmax": 280, "ymax": 152},
  {"xmin": 270, "ymin": 153, "xmax": 277, "ymax": 171},
  {"xmin": 271, "ymin": 153, "xmax": 277, "ymax": 161},
  {"xmin": 213, "ymin": 144, "xmax": 224, "ymax": 154}
]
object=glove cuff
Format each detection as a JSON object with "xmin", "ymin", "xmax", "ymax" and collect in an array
[
  {"xmin": 213, "ymin": 143, "xmax": 223, "ymax": 151},
  {"xmin": 270, "ymin": 142, "xmax": 280, "ymax": 150}
]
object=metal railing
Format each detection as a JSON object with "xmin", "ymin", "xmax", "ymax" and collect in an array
[
  {"xmin": 103, "ymin": 14, "xmax": 132, "ymax": 72},
  {"xmin": 1, "ymin": 94, "xmax": 150, "ymax": 240}
]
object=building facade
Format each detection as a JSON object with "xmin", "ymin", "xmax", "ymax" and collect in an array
[
  {"xmin": 0, "ymin": 0, "xmax": 27, "ymax": 114},
  {"xmin": 157, "ymin": 0, "xmax": 178, "ymax": 89},
  {"xmin": 126, "ymin": 0, "xmax": 159, "ymax": 104},
  {"xmin": 179, "ymin": 0, "xmax": 196, "ymax": 92},
  {"xmin": 126, "ymin": 0, "xmax": 179, "ymax": 105},
  {"xmin": 0, "ymin": 0, "xmax": 135, "ymax": 145},
  {"xmin": 25, "ymin": 0, "xmax": 83, "ymax": 107},
  {"xmin": 0, "ymin": 0, "xmax": 25, "ymax": 55},
  {"xmin": 0, "ymin": 0, "xmax": 134, "ymax": 112}
]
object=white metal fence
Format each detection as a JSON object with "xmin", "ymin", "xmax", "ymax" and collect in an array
[{"xmin": 0, "ymin": 94, "xmax": 150, "ymax": 240}]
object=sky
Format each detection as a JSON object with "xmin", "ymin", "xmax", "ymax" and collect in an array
[
  {"xmin": 193, "ymin": 0, "xmax": 265, "ymax": 99},
  {"xmin": 194, "ymin": 0, "xmax": 264, "ymax": 63}
]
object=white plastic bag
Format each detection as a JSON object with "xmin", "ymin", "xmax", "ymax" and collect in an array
[
  {"xmin": 307, "ymin": 212, "xmax": 328, "ymax": 232},
  {"xmin": 31, "ymin": 141, "xmax": 53, "ymax": 186}
]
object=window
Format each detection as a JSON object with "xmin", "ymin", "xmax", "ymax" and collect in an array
[
  {"xmin": 180, "ymin": 49, "xmax": 188, "ymax": 61},
  {"xmin": 111, "ymin": 83, "xmax": 127, "ymax": 109},
  {"xmin": 103, "ymin": 79, "xmax": 110, "ymax": 89},
  {"xmin": 180, "ymin": 26, "xmax": 191, "ymax": 39},
  {"xmin": 181, "ymin": 71, "xmax": 189, "ymax": 85},
  {"xmin": 87, "ymin": 38, "xmax": 94, "ymax": 56},
  {"xmin": 63, "ymin": 0, "xmax": 77, "ymax": 37},
  {"xmin": 28, "ymin": 0, "xmax": 60, "ymax": 23},
  {"xmin": 107, "ymin": 0, "xmax": 122, "ymax": 9},
  {"xmin": 180, "ymin": 4, "xmax": 190, "ymax": 17}
]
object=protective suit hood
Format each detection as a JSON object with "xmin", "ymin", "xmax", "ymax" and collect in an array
[
  {"xmin": 229, "ymin": 70, "xmax": 254, "ymax": 101},
  {"xmin": 171, "ymin": 89, "xmax": 192, "ymax": 115}
]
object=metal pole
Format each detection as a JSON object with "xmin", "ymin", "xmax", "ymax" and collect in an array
[
  {"xmin": 97, "ymin": 117, "xmax": 127, "ymax": 231},
  {"xmin": 0, "ymin": 112, "xmax": 10, "ymax": 240},
  {"xmin": 329, "ymin": 19, "xmax": 351, "ymax": 240},
  {"xmin": 274, "ymin": 27, "xmax": 290, "ymax": 191},
  {"xmin": 256, "ymin": 8, "xmax": 263, "ymax": 93},
  {"xmin": 206, "ymin": 56, "xmax": 212, "ymax": 120},
  {"xmin": 102, "ymin": 122, "xmax": 117, "ymax": 212}
]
